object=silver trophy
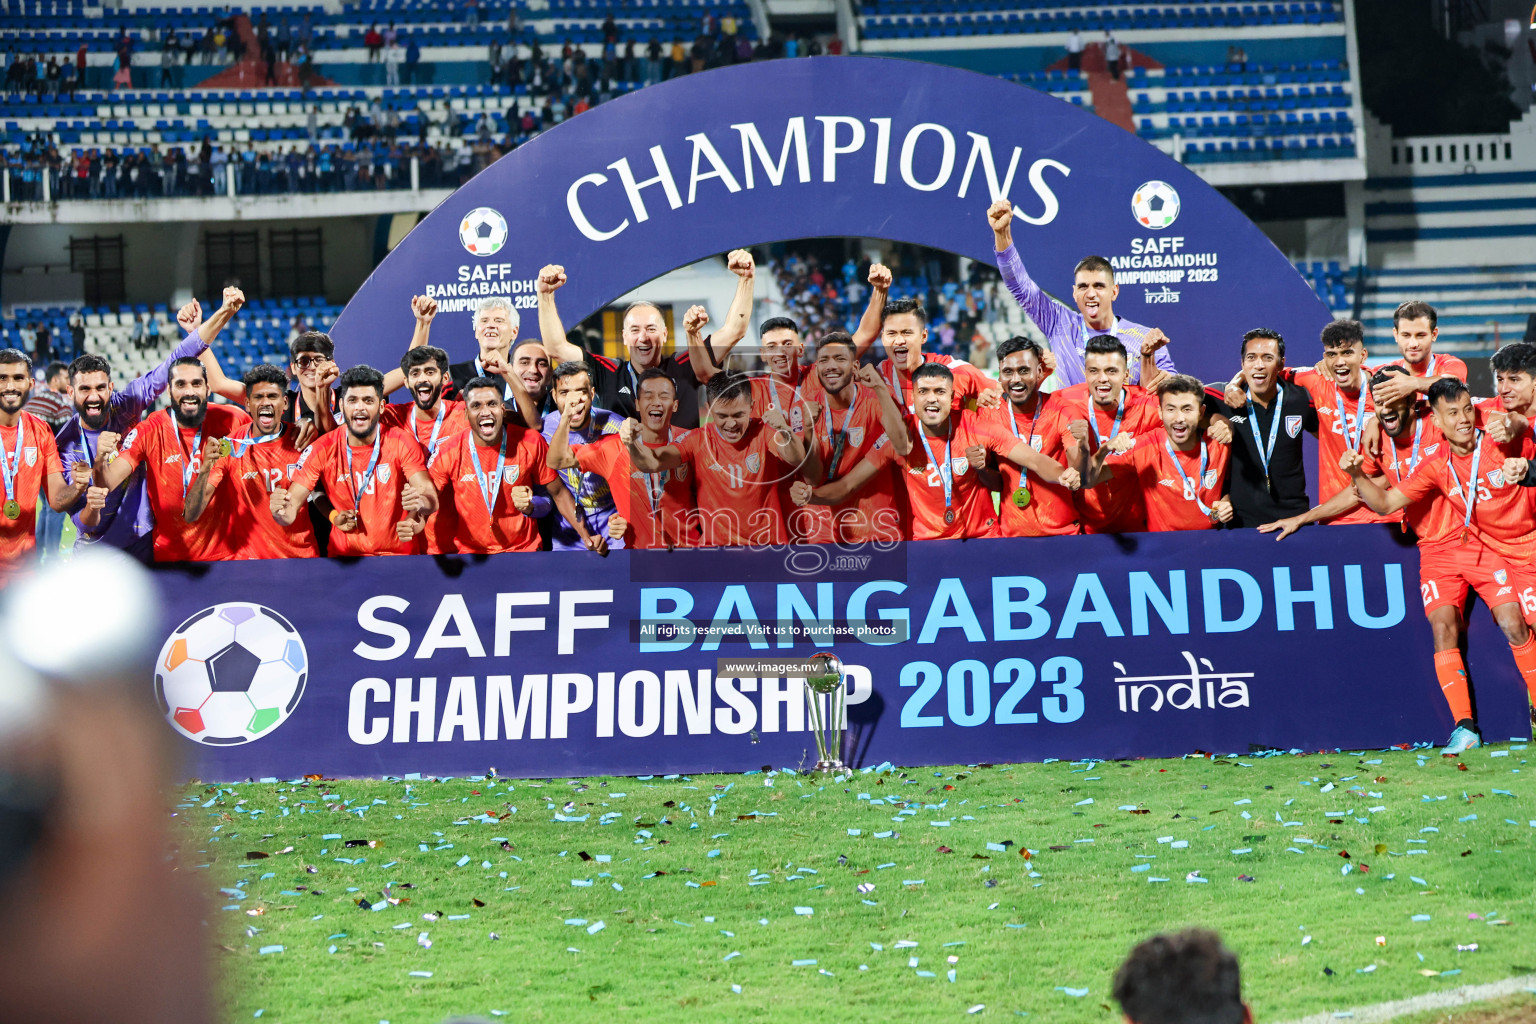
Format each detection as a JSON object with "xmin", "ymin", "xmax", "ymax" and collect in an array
[{"xmin": 802, "ymin": 652, "xmax": 847, "ymax": 773}]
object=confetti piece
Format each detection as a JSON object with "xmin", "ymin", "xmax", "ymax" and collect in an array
[
  {"xmin": 258, "ymin": 945, "xmax": 283, "ymax": 955},
  {"xmin": 968, "ymin": 1006, "xmax": 985, "ymax": 1015},
  {"xmin": 792, "ymin": 959, "xmax": 817, "ymax": 967},
  {"xmin": 1056, "ymin": 987, "xmax": 1089, "ymax": 997},
  {"xmin": 407, "ymin": 971, "xmax": 433, "ymax": 978},
  {"xmin": 794, "ymin": 906, "xmax": 814, "ymax": 916}
]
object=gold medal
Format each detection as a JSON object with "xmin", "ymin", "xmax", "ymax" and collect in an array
[
  {"xmin": 943, "ymin": 509, "xmax": 955, "ymax": 525},
  {"xmin": 218, "ymin": 438, "xmax": 233, "ymax": 457},
  {"xmin": 1011, "ymin": 487, "xmax": 1031, "ymax": 509},
  {"xmin": 3, "ymin": 499, "xmax": 19, "ymax": 521}
]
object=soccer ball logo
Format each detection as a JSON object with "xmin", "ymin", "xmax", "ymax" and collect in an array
[
  {"xmin": 459, "ymin": 206, "xmax": 508, "ymax": 257},
  {"xmin": 1132, "ymin": 181, "xmax": 1181, "ymax": 230},
  {"xmin": 154, "ymin": 603, "xmax": 308, "ymax": 746}
]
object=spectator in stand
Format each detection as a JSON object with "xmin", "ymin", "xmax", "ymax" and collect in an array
[
  {"xmin": 1066, "ymin": 27, "xmax": 1084, "ymax": 72},
  {"xmin": 26, "ymin": 362, "xmax": 72, "ymax": 433},
  {"xmin": 365, "ymin": 24, "xmax": 383, "ymax": 61},
  {"xmin": 1105, "ymin": 31, "xmax": 1122, "ymax": 79},
  {"xmin": 384, "ymin": 42, "xmax": 403, "ymax": 85},
  {"xmin": 405, "ymin": 36, "xmax": 421, "ymax": 84}
]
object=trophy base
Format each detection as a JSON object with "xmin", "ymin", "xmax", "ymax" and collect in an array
[{"xmin": 813, "ymin": 759, "xmax": 847, "ymax": 774}]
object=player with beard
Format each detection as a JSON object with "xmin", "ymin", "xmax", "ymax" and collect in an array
[
  {"xmin": 429, "ymin": 376, "xmax": 604, "ymax": 554},
  {"xmin": 793, "ymin": 363, "xmax": 1080, "ymax": 541},
  {"xmin": 541, "ymin": 361, "xmax": 624, "ymax": 550},
  {"xmin": 275, "ymin": 366, "xmax": 437, "ymax": 556},
  {"xmin": 628, "ymin": 371, "xmax": 820, "ymax": 547},
  {"xmin": 876, "ymin": 298, "xmax": 1002, "ymax": 413},
  {"xmin": 1371, "ymin": 301, "xmax": 1467, "ymax": 407},
  {"xmin": 183, "ymin": 364, "xmax": 319, "ymax": 559},
  {"xmin": 510, "ymin": 338, "xmax": 555, "ymax": 417},
  {"xmin": 92, "ymin": 358, "xmax": 252, "ymax": 562},
  {"xmin": 1346, "ymin": 378, "xmax": 1536, "ymax": 755},
  {"xmin": 0, "ymin": 348, "xmax": 89, "ymax": 576},
  {"xmin": 793, "ymin": 333, "xmax": 910, "ymax": 544},
  {"xmin": 988, "ymin": 198, "xmax": 1176, "ymax": 386},
  {"xmin": 975, "ymin": 337, "xmax": 1079, "ymax": 537},
  {"xmin": 548, "ymin": 368, "xmax": 699, "ymax": 550},
  {"xmin": 57, "ymin": 293, "xmax": 238, "ymax": 559},
  {"xmin": 536, "ymin": 256, "xmax": 755, "ymax": 428},
  {"xmin": 1258, "ymin": 365, "xmax": 1445, "ymax": 538},
  {"xmin": 382, "ymin": 346, "xmax": 470, "ymax": 457},
  {"xmin": 1082, "ymin": 375, "xmax": 1234, "ymax": 531}
]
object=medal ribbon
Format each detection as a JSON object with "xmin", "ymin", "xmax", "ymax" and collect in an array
[
  {"xmin": 1335, "ymin": 373, "xmax": 1368, "ymax": 452},
  {"xmin": 469, "ymin": 430, "xmax": 507, "ymax": 516},
  {"xmin": 176, "ymin": 421, "xmax": 204, "ymax": 498},
  {"xmin": 823, "ymin": 384, "xmax": 858, "ymax": 484},
  {"xmin": 1005, "ymin": 394, "xmax": 1042, "ymax": 487},
  {"xmin": 346, "ymin": 432, "xmax": 383, "ymax": 512},
  {"xmin": 233, "ymin": 431, "xmax": 282, "ymax": 457},
  {"xmin": 423, "ymin": 402, "xmax": 447, "ymax": 455},
  {"xmin": 1087, "ymin": 388, "xmax": 1126, "ymax": 447},
  {"xmin": 1444, "ymin": 429, "xmax": 1485, "ymax": 533},
  {"xmin": 918, "ymin": 425, "xmax": 954, "ymax": 520},
  {"xmin": 1164, "ymin": 438, "xmax": 1214, "ymax": 518},
  {"xmin": 1389, "ymin": 417, "xmax": 1424, "ymax": 485},
  {"xmin": 1245, "ymin": 382, "xmax": 1284, "ymax": 481},
  {"xmin": 0, "ymin": 416, "xmax": 24, "ymax": 509}
]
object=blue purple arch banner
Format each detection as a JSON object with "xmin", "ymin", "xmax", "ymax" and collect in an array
[
  {"xmin": 331, "ymin": 55, "xmax": 1332, "ymax": 379},
  {"xmin": 152, "ymin": 530, "xmax": 1528, "ymax": 781}
]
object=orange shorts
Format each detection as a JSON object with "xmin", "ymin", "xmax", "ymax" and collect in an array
[
  {"xmin": 1418, "ymin": 541, "xmax": 1521, "ymax": 615},
  {"xmin": 1506, "ymin": 562, "xmax": 1536, "ymax": 625}
]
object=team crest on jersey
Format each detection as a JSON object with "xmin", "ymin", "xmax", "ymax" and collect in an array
[
  {"xmin": 745, "ymin": 452, "xmax": 761, "ymax": 474},
  {"xmin": 504, "ymin": 465, "xmax": 520, "ymax": 486},
  {"xmin": 951, "ymin": 457, "xmax": 969, "ymax": 477},
  {"xmin": 1489, "ymin": 470, "xmax": 1505, "ymax": 488},
  {"xmin": 1029, "ymin": 436, "xmax": 1043, "ymax": 451},
  {"xmin": 1285, "ymin": 415, "xmax": 1302, "ymax": 438},
  {"xmin": 848, "ymin": 426, "xmax": 865, "ymax": 447},
  {"xmin": 676, "ymin": 463, "xmax": 689, "ymax": 482},
  {"xmin": 1202, "ymin": 470, "xmax": 1218, "ymax": 488},
  {"xmin": 22, "ymin": 447, "xmax": 35, "ymax": 467},
  {"xmin": 1496, "ymin": 569, "xmax": 1509, "ymax": 585},
  {"xmin": 377, "ymin": 464, "xmax": 392, "ymax": 485}
]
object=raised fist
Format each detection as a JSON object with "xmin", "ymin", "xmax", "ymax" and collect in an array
[
  {"xmin": 986, "ymin": 198, "xmax": 1013, "ymax": 237},
  {"xmin": 318, "ymin": 361, "xmax": 340, "ymax": 388},
  {"xmin": 868, "ymin": 263, "xmax": 892, "ymax": 290},
  {"xmin": 976, "ymin": 385, "xmax": 1004, "ymax": 410},
  {"xmin": 1107, "ymin": 432, "xmax": 1135, "ymax": 454},
  {"xmin": 221, "ymin": 286, "xmax": 246, "ymax": 313},
  {"xmin": 1338, "ymin": 449, "xmax": 1366, "ymax": 476},
  {"xmin": 1040, "ymin": 348, "xmax": 1057, "ymax": 377},
  {"xmin": 1485, "ymin": 412, "xmax": 1516, "ymax": 445},
  {"xmin": 411, "ymin": 294, "xmax": 438, "ymax": 323},
  {"xmin": 1204, "ymin": 418, "xmax": 1232, "ymax": 445},
  {"xmin": 1141, "ymin": 328, "xmax": 1169, "ymax": 356},
  {"xmin": 395, "ymin": 517, "xmax": 423, "ymax": 542},
  {"xmin": 1502, "ymin": 457, "xmax": 1529, "ymax": 485},
  {"xmin": 537, "ymin": 264, "xmax": 567, "ymax": 294},
  {"xmin": 292, "ymin": 419, "xmax": 319, "ymax": 452},
  {"xmin": 510, "ymin": 485, "xmax": 533, "ymax": 513},
  {"xmin": 790, "ymin": 480, "xmax": 813, "ymax": 506},
  {"xmin": 727, "ymin": 249, "xmax": 754, "ymax": 279},
  {"xmin": 95, "ymin": 431, "xmax": 121, "ymax": 465},
  {"xmin": 800, "ymin": 400, "xmax": 821, "ymax": 425},
  {"xmin": 607, "ymin": 513, "xmax": 628, "ymax": 540},
  {"xmin": 855, "ymin": 364, "xmax": 883, "ymax": 390},
  {"xmin": 965, "ymin": 443, "xmax": 987, "ymax": 469},
  {"xmin": 1066, "ymin": 420, "xmax": 1089, "ymax": 445},
  {"xmin": 618, "ymin": 418, "xmax": 640, "ymax": 446},
  {"xmin": 1058, "ymin": 467, "xmax": 1082, "ymax": 490},
  {"xmin": 762, "ymin": 407, "xmax": 792, "ymax": 436},
  {"xmin": 268, "ymin": 487, "xmax": 290, "ymax": 520},
  {"xmin": 682, "ymin": 304, "xmax": 708, "ymax": 335},
  {"xmin": 481, "ymin": 351, "xmax": 508, "ymax": 376},
  {"xmin": 68, "ymin": 461, "xmax": 91, "ymax": 489},
  {"xmin": 400, "ymin": 482, "xmax": 431, "ymax": 514},
  {"xmin": 176, "ymin": 299, "xmax": 202, "ymax": 333},
  {"xmin": 203, "ymin": 436, "xmax": 228, "ymax": 466},
  {"xmin": 1224, "ymin": 381, "xmax": 1247, "ymax": 408},
  {"xmin": 84, "ymin": 485, "xmax": 108, "ymax": 511}
]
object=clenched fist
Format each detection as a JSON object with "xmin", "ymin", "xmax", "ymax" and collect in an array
[
  {"xmin": 84, "ymin": 485, "xmax": 108, "ymax": 511},
  {"xmin": 221, "ymin": 285, "xmax": 245, "ymax": 313},
  {"xmin": 95, "ymin": 431, "xmax": 121, "ymax": 466},
  {"xmin": 618, "ymin": 418, "xmax": 641, "ymax": 446},
  {"xmin": 176, "ymin": 299, "xmax": 202, "ymax": 333},
  {"xmin": 1211, "ymin": 498, "xmax": 1235, "ymax": 523},
  {"xmin": 411, "ymin": 293, "xmax": 438, "ymax": 323},
  {"xmin": 395, "ymin": 517, "xmax": 423, "ymax": 542},
  {"xmin": 682, "ymin": 304, "xmax": 709, "ymax": 336},
  {"xmin": 868, "ymin": 263, "xmax": 892, "ymax": 290},
  {"xmin": 1338, "ymin": 449, "xmax": 1366, "ymax": 476},
  {"xmin": 727, "ymin": 249, "xmax": 754, "ymax": 279},
  {"xmin": 537, "ymin": 264, "xmax": 567, "ymax": 294},
  {"xmin": 510, "ymin": 485, "xmax": 533, "ymax": 514},
  {"xmin": 965, "ymin": 443, "xmax": 987, "ymax": 469},
  {"xmin": 1502, "ymin": 457, "xmax": 1529, "ymax": 485},
  {"xmin": 1205, "ymin": 418, "xmax": 1232, "ymax": 445},
  {"xmin": 1058, "ymin": 467, "xmax": 1082, "ymax": 490},
  {"xmin": 790, "ymin": 480, "xmax": 813, "ymax": 506},
  {"xmin": 607, "ymin": 514, "xmax": 628, "ymax": 540},
  {"xmin": 987, "ymin": 198, "xmax": 1014, "ymax": 247}
]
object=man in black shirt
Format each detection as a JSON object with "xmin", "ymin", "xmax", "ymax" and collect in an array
[
  {"xmin": 536, "ymin": 251, "xmax": 756, "ymax": 430},
  {"xmin": 447, "ymin": 295, "xmax": 523, "ymax": 400},
  {"xmin": 1207, "ymin": 328, "xmax": 1318, "ymax": 528}
]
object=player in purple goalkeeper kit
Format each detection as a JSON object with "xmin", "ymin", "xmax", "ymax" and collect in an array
[{"xmin": 987, "ymin": 199, "xmax": 1177, "ymax": 387}]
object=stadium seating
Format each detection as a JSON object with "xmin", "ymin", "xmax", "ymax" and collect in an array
[
  {"xmin": 858, "ymin": 1, "xmax": 1341, "ymax": 40},
  {"xmin": 1360, "ymin": 264, "xmax": 1536, "ymax": 364},
  {"xmin": 0, "ymin": 296, "xmax": 341, "ymax": 387}
]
